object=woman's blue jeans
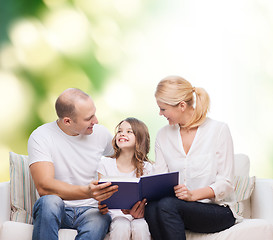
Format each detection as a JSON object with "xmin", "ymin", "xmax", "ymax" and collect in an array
[
  {"xmin": 32, "ymin": 195, "xmax": 111, "ymax": 240},
  {"xmin": 144, "ymin": 197, "xmax": 235, "ymax": 240}
]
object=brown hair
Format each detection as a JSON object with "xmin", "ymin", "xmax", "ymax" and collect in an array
[
  {"xmin": 111, "ymin": 117, "xmax": 150, "ymax": 177},
  {"xmin": 155, "ymin": 76, "xmax": 210, "ymax": 129}
]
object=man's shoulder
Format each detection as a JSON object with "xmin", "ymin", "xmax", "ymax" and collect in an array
[
  {"xmin": 30, "ymin": 122, "xmax": 57, "ymax": 137},
  {"xmin": 92, "ymin": 124, "xmax": 112, "ymax": 138}
]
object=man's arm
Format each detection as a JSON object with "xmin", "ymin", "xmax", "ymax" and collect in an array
[{"xmin": 30, "ymin": 161, "xmax": 118, "ymax": 201}]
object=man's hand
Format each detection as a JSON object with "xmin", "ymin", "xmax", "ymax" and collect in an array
[
  {"xmin": 121, "ymin": 199, "xmax": 146, "ymax": 218},
  {"xmin": 98, "ymin": 202, "xmax": 109, "ymax": 215},
  {"xmin": 88, "ymin": 180, "xmax": 118, "ymax": 201}
]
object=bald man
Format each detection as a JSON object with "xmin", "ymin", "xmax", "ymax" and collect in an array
[{"xmin": 28, "ymin": 88, "xmax": 118, "ymax": 240}]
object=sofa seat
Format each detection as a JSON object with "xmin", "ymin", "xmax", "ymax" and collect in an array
[
  {"xmin": 0, "ymin": 221, "xmax": 77, "ymax": 240},
  {"xmin": 1, "ymin": 218, "xmax": 273, "ymax": 240},
  {"xmin": 1, "ymin": 153, "xmax": 273, "ymax": 240},
  {"xmin": 186, "ymin": 219, "xmax": 273, "ymax": 240}
]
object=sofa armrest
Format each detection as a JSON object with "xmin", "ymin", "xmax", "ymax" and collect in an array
[
  {"xmin": 251, "ymin": 178, "xmax": 273, "ymax": 223},
  {"xmin": 0, "ymin": 181, "xmax": 10, "ymax": 225}
]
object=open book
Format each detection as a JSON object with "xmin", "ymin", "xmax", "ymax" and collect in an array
[{"xmin": 99, "ymin": 171, "xmax": 179, "ymax": 209}]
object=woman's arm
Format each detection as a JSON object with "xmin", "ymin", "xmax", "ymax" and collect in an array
[
  {"xmin": 209, "ymin": 123, "xmax": 235, "ymax": 202},
  {"xmin": 174, "ymin": 185, "xmax": 215, "ymax": 201}
]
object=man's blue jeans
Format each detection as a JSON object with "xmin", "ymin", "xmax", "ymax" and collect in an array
[
  {"xmin": 32, "ymin": 195, "xmax": 111, "ymax": 240},
  {"xmin": 144, "ymin": 197, "xmax": 235, "ymax": 240}
]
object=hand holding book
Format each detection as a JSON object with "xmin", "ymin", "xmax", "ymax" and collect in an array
[{"xmin": 99, "ymin": 171, "xmax": 179, "ymax": 209}]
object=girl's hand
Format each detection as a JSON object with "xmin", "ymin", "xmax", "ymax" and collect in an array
[
  {"xmin": 98, "ymin": 202, "xmax": 109, "ymax": 215},
  {"xmin": 174, "ymin": 184, "xmax": 195, "ymax": 201},
  {"xmin": 121, "ymin": 199, "xmax": 146, "ymax": 219}
]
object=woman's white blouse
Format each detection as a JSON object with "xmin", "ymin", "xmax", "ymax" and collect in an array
[{"xmin": 153, "ymin": 118, "xmax": 235, "ymax": 204}]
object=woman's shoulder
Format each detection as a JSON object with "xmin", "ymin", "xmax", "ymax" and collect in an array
[{"xmin": 201, "ymin": 118, "xmax": 230, "ymax": 135}]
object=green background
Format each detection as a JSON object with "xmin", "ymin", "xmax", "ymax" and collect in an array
[{"xmin": 1, "ymin": 0, "xmax": 273, "ymax": 182}]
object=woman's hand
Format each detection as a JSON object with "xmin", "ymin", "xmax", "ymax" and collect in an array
[
  {"xmin": 174, "ymin": 184, "xmax": 195, "ymax": 201},
  {"xmin": 121, "ymin": 199, "xmax": 146, "ymax": 218},
  {"xmin": 98, "ymin": 202, "xmax": 109, "ymax": 215}
]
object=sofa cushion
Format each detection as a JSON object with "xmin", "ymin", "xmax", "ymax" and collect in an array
[
  {"xmin": 234, "ymin": 154, "xmax": 250, "ymax": 177},
  {"xmin": 185, "ymin": 219, "xmax": 273, "ymax": 240},
  {"xmin": 233, "ymin": 176, "xmax": 255, "ymax": 218},
  {"xmin": 2, "ymin": 219, "xmax": 272, "ymax": 240},
  {"xmin": 232, "ymin": 154, "xmax": 255, "ymax": 218},
  {"xmin": 0, "ymin": 221, "xmax": 111, "ymax": 240},
  {"xmin": 9, "ymin": 152, "xmax": 37, "ymax": 224},
  {"xmin": 0, "ymin": 221, "xmax": 77, "ymax": 240}
]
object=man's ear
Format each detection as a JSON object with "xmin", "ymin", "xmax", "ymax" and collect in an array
[
  {"xmin": 179, "ymin": 101, "xmax": 187, "ymax": 112},
  {"xmin": 63, "ymin": 117, "xmax": 72, "ymax": 125}
]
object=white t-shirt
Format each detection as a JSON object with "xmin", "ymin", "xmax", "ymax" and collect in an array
[
  {"xmin": 154, "ymin": 118, "xmax": 238, "ymax": 216},
  {"xmin": 97, "ymin": 156, "xmax": 153, "ymax": 219},
  {"xmin": 28, "ymin": 121, "xmax": 113, "ymax": 207}
]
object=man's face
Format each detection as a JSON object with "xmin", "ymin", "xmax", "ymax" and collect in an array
[{"xmin": 69, "ymin": 97, "xmax": 98, "ymax": 135}]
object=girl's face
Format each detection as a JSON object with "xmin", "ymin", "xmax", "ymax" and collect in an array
[
  {"xmin": 157, "ymin": 100, "xmax": 183, "ymax": 126},
  {"xmin": 116, "ymin": 121, "xmax": 136, "ymax": 150}
]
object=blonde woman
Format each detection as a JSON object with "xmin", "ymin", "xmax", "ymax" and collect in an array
[{"xmin": 144, "ymin": 76, "xmax": 237, "ymax": 240}]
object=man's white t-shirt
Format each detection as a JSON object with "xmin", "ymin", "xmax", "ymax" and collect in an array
[{"xmin": 28, "ymin": 121, "xmax": 113, "ymax": 207}]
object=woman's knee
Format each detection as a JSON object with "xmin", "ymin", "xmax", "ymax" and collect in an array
[{"xmin": 158, "ymin": 197, "xmax": 178, "ymax": 211}]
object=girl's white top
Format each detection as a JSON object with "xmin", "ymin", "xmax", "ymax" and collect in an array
[{"xmin": 97, "ymin": 157, "xmax": 153, "ymax": 220}]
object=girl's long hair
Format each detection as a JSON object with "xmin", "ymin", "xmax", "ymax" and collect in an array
[{"xmin": 110, "ymin": 117, "xmax": 150, "ymax": 177}]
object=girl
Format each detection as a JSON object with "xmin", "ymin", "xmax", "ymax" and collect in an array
[
  {"xmin": 145, "ymin": 76, "xmax": 238, "ymax": 240},
  {"xmin": 97, "ymin": 117, "xmax": 152, "ymax": 240}
]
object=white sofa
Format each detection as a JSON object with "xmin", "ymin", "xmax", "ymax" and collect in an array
[{"xmin": 0, "ymin": 153, "xmax": 273, "ymax": 240}]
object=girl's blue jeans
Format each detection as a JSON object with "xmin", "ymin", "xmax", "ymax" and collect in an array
[
  {"xmin": 32, "ymin": 195, "xmax": 111, "ymax": 240},
  {"xmin": 144, "ymin": 196, "xmax": 235, "ymax": 240}
]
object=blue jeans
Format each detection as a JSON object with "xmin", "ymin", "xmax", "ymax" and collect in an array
[
  {"xmin": 144, "ymin": 197, "xmax": 235, "ymax": 240},
  {"xmin": 32, "ymin": 195, "xmax": 111, "ymax": 240}
]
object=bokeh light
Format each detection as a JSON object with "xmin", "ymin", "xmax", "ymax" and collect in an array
[{"xmin": 1, "ymin": 0, "xmax": 273, "ymax": 182}]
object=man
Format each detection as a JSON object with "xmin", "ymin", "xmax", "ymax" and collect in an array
[{"xmin": 28, "ymin": 88, "xmax": 118, "ymax": 240}]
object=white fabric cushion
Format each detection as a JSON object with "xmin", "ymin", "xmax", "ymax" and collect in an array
[
  {"xmin": 233, "ymin": 154, "xmax": 255, "ymax": 218},
  {"xmin": 2, "ymin": 219, "xmax": 272, "ymax": 240},
  {"xmin": 186, "ymin": 219, "xmax": 273, "ymax": 240},
  {"xmin": 233, "ymin": 176, "xmax": 255, "ymax": 218},
  {"xmin": 234, "ymin": 154, "xmax": 250, "ymax": 176},
  {"xmin": 0, "ymin": 221, "xmax": 111, "ymax": 240},
  {"xmin": 9, "ymin": 152, "xmax": 37, "ymax": 224},
  {"xmin": 0, "ymin": 221, "xmax": 77, "ymax": 240}
]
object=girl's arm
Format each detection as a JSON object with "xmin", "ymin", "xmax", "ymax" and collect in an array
[{"xmin": 122, "ymin": 199, "xmax": 147, "ymax": 218}]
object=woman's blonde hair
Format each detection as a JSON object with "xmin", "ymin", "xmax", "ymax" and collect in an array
[
  {"xmin": 155, "ymin": 76, "xmax": 210, "ymax": 129},
  {"xmin": 110, "ymin": 117, "xmax": 150, "ymax": 177}
]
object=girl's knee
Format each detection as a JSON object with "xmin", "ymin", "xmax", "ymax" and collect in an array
[
  {"xmin": 131, "ymin": 219, "xmax": 149, "ymax": 231},
  {"xmin": 110, "ymin": 217, "xmax": 131, "ymax": 239}
]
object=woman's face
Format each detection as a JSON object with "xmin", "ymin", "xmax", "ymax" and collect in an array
[
  {"xmin": 157, "ymin": 100, "xmax": 183, "ymax": 126},
  {"xmin": 115, "ymin": 121, "xmax": 136, "ymax": 150}
]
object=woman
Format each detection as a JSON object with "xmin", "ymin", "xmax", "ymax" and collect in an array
[{"xmin": 144, "ymin": 76, "xmax": 238, "ymax": 240}]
